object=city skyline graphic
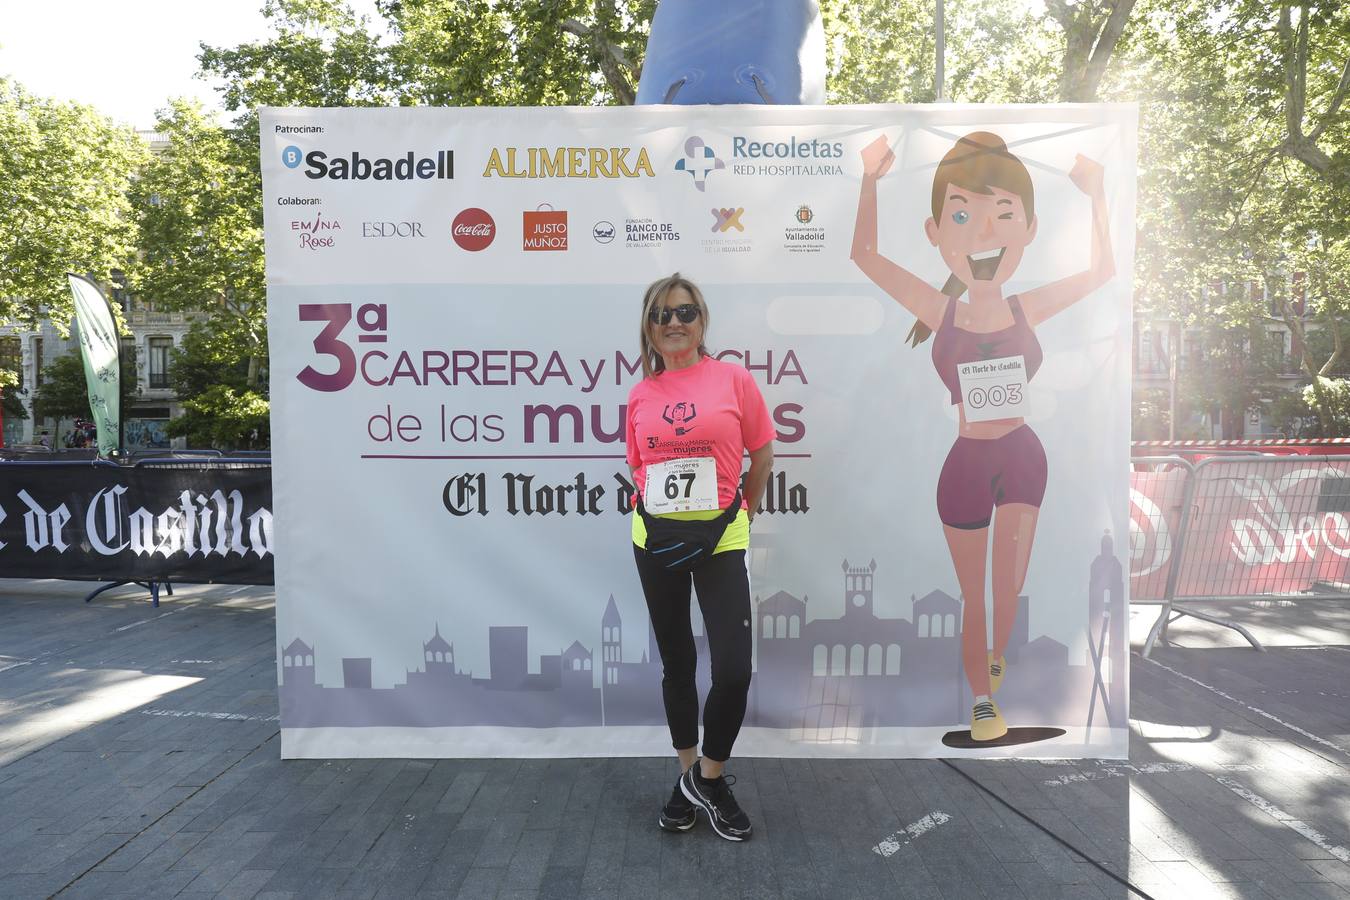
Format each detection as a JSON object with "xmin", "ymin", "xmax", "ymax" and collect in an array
[{"xmin": 280, "ymin": 538, "xmax": 1127, "ymax": 733}]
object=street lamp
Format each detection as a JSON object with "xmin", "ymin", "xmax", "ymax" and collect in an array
[{"xmin": 935, "ymin": 0, "xmax": 947, "ymax": 101}]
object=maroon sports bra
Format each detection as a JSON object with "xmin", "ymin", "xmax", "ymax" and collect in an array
[{"xmin": 930, "ymin": 294, "xmax": 1043, "ymax": 405}]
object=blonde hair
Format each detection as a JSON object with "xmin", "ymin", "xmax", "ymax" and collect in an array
[{"xmin": 638, "ymin": 273, "xmax": 709, "ymax": 377}]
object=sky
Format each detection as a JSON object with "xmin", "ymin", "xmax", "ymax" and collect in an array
[
  {"xmin": 0, "ymin": 0, "xmax": 383, "ymax": 130},
  {"xmin": 1, "ymin": 1, "xmax": 1049, "ymax": 130}
]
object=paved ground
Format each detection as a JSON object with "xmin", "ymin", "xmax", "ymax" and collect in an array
[{"xmin": 1, "ymin": 579, "xmax": 1348, "ymax": 899}]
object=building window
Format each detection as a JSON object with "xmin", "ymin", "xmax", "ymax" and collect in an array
[
  {"xmin": 762, "ymin": 617, "xmax": 773, "ymax": 639},
  {"xmin": 0, "ymin": 336, "xmax": 20, "ymax": 390},
  {"xmin": 148, "ymin": 337, "xmax": 173, "ymax": 388},
  {"xmin": 789, "ymin": 615, "xmax": 800, "ymax": 638},
  {"xmin": 1270, "ymin": 331, "xmax": 1287, "ymax": 371},
  {"xmin": 32, "ymin": 337, "xmax": 44, "ymax": 384}
]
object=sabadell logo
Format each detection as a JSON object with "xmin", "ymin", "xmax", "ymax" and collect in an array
[
  {"xmin": 452, "ymin": 208, "xmax": 495, "ymax": 251},
  {"xmin": 281, "ymin": 145, "xmax": 454, "ymax": 180}
]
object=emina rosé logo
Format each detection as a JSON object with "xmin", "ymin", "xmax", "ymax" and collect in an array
[{"xmin": 452, "ymin": 208, "xmax": 495, "ymax": 251}]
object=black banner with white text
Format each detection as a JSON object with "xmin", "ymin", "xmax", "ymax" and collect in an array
[{"xmin": 0, "ymin": 465, "xmax": 273, "ymax": 584}]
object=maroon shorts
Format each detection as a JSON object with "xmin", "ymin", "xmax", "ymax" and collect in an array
[{"xmin": 936, "ymin": 426, "xmax": 1047, "ymax": 530}]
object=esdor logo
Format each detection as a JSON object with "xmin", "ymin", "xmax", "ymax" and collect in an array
[{"xmin": 452, "ymin": 208, "xmax": 496, "ymax": 251}]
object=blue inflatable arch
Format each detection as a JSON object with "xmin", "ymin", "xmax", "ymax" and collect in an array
[{"xmin": 636, "ymin": 0, "xmax": 825, "ymax": 105}]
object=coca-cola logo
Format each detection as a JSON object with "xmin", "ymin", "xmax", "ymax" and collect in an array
[{"xmin": 452, "ymin": 208, "xmax": 495, "ymax": 251}]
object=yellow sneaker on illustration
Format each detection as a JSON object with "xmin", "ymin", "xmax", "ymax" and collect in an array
[{"xmin": 970, "ymin": 697, "xmax": 1008, "ymax": 742}]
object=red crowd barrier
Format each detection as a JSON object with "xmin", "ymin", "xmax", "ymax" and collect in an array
[{"xmin": 1130, "ymin": 452, "xmax": 1350, "ymax": 655}]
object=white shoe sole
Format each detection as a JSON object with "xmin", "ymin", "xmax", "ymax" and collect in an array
[
  {"xmin": 658, "ymin": 813, "xmax": 696, "ymax": 833},
  {"xmin": 680, "ymin": 772, "xmax": 749, "ymax": 842}
]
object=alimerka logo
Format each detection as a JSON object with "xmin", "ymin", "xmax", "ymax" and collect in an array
[
  {"xmin": 285, "ymin": 146, "xmax": 454, "ymax": 180},
  {"xmin": 483, "ymin": 147, "xmax": 654, "ymax": 178}
]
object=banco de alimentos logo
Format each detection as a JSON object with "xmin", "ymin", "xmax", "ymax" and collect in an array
[
  {"xmin": 280, "ymin": 144, "xmax": 453, "ymax": 180},
  {"xmin": 674, "ymin": 137, "xmax": 725, "ymax": 192}
]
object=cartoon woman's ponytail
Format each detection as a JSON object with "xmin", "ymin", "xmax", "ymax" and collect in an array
[{"xmin": 906, "ymin": 274, "xmax": 966, "ymax": 347}]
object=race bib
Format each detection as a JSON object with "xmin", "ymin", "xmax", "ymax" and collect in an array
[
  {"xmin": 956, "ymin": 355, "xmax": 1030, "ymax": 423},
  {"xmin": 644, "ymin": 456, "xmax": 719, "ymax": 514}
]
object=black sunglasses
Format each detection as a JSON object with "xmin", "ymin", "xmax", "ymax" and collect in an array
[{"xmin": 649, "ymin": 303, "xmax": 701, "ymax": 325}]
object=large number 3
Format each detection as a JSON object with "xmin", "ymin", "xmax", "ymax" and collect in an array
[{"xmin": 296, "ymin": 304, "xmax": 357, "ymax": 392}]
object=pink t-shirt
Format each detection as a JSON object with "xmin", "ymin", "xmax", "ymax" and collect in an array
[{"xmin": 625, "ymin": 355, "xmax": 775, "ymax": 510}]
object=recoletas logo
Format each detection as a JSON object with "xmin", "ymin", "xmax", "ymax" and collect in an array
[
  {"xmin": 674, "ymin": 137, "xmax": 725, "ymax": 192},
  {"xmin": 282, "ymin": 144, "xmax": 454, "ymax": 180}
]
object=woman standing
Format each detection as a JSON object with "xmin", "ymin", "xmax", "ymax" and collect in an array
[
  {"xmin": 850, "ymin": 131, "xmax": 1114, "ymax": 741},
  {"xmin": 624, "ymin": 273, "xmax": 775, "ymax": 840}
]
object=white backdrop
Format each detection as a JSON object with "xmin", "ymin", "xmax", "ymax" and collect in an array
[{"xmin": 261, "ymin": 104, "xmax": 1136, "ymax": 759}]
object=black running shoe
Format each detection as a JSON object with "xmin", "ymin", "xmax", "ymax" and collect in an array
[
  {"xmin": 680, "ymin": 761, "xmax": 752, "ymax": 841},
  {"xmin": 659, "ymin": 774, "xmax": 697, "ymax": 832}
]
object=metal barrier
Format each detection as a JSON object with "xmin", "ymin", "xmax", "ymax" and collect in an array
[
  {"xmin": 102, "ymin": 457, "xmax": 271, "ymax": 604},
  {"xmin": 0, "ymin": 457, "xmax": 273, "ymax": 607},
  {"xmin": 133, "ymin": 457, "xmax": 271, "ymax": 469},
  {"xmin": 1131, "ymin": 454, "xmax": 1350, "ymax": 656}
]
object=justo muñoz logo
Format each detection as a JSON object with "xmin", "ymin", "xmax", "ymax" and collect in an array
[{"xmin": 452, "ymin": 208, "xmax": 495, "ymax": 251}]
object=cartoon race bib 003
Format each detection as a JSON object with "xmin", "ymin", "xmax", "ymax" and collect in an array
[
  {"xmin": 956, "ymin": 355, "xmax": 1031, "ymax": 423},
  {"xmin": 643, "ymin": 456, "xmax": 719, "ymax": 514}
]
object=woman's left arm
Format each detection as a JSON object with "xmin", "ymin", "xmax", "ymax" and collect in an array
[
  {"xmin": 743, "ymin": 442, "xmax": 775, "ymax": 523},
  {"xmin": 1019, "ymin": 154, "xmax": 1115, "ymax": 327}
]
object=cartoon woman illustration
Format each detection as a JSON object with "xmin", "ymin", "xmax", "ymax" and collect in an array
[{"xmin": 850, "ymin": 131, "xmax": 1114, "ymax": 741}]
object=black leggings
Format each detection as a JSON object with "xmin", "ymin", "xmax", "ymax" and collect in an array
[{"xmin": 632, "ymin": 545, "xmax": 753, "ymax": 762}]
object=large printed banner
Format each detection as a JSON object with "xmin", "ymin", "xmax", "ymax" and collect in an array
[{"xmin": 262, "ymin": 105, "xmax": 1135, "ymax": 759}]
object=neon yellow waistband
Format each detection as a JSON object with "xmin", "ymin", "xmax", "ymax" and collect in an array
[{"xmin": 631, "ymin": 507, "xmax": 750, "ymax": 555}]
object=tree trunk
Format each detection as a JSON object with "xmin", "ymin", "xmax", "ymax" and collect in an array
[
  {"xmin": 1047, "ymin": 0, "xmax": 1137, "ymax": 102},
  {"xmin": 1276, "ymin": 2, "xmax": 1350, "ymax": 178},
  {"xmin": 1276, "ymin": 284, "xmax": 1343, "ymax": 436}
]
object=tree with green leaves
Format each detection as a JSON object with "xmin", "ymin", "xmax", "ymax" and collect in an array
[
  {"xmin": 383, "ymin": 0, "xmax": 654, "ymax": 106},
  {"xmin": 1117, "ymin": 0, "xmax": 1350, "ymax": 435},
  {"xmin": 31, "ymin": 347, "xmax": 137, "ymax": 443},
  {"xmin": 820, "ymin": 0, "xmax": 1059, "ymax": 104},
  {"xmin": 129, "ymin": 100, "xmax": 270, "ymax": 446},
  {"xmin": 199, "ymin": 0, "xmax": 399, "ymax": 115},
  {"xmin": 0, "ymin": 369, "xmax": 24, "ymax": 432},
  {"xmin": 0, "ymin": 79, "xmax": 148, "ymax": 330},
  {"xmin": 166, "ymin": 385, "xmax": 271, "ymax": 451}
]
